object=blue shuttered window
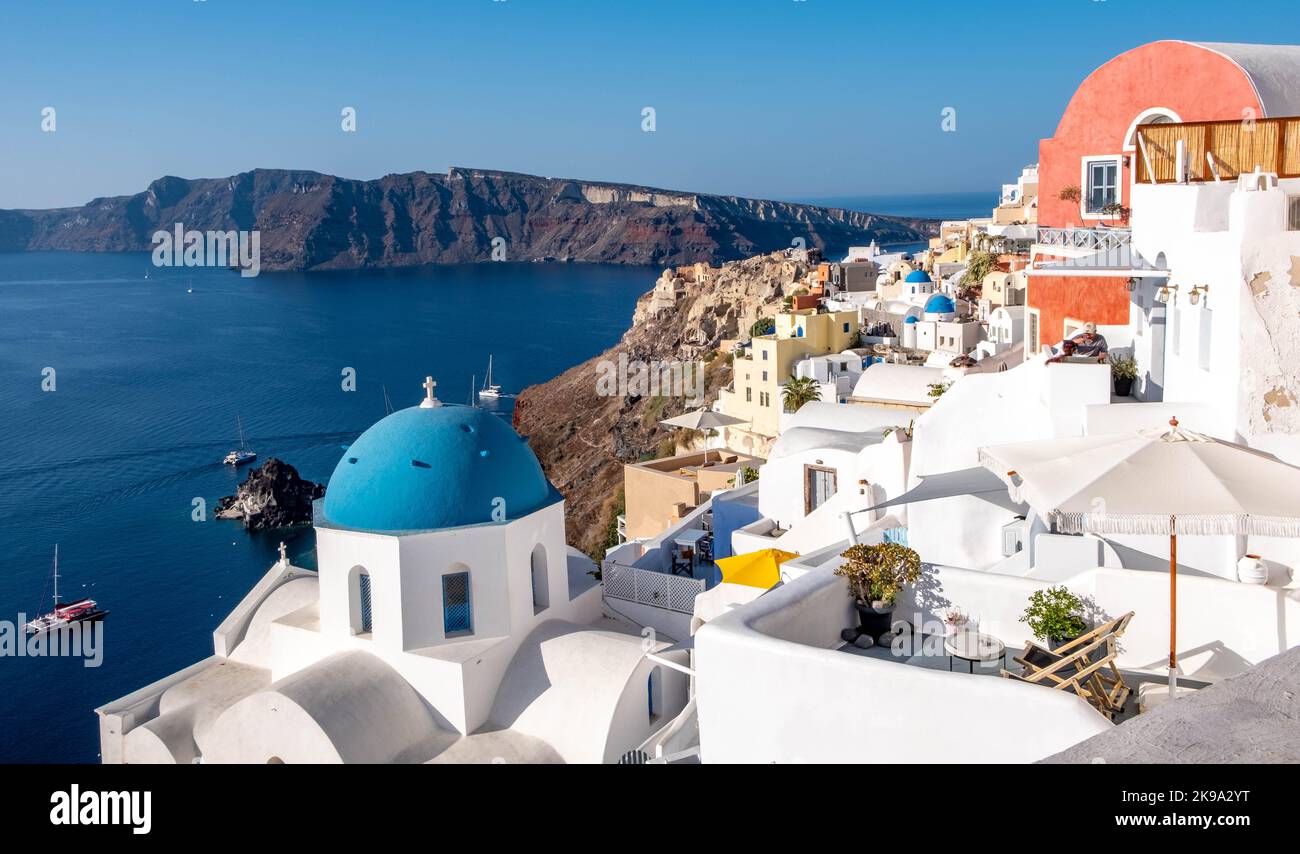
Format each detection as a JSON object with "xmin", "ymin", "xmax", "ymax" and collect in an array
[
  {"xmin": 358, "ymin": 573, "xmax": 373, "ymax": 633},
  {"xmin": 443, "ymin": 571, "xmax": 473, "ymax": 635}
]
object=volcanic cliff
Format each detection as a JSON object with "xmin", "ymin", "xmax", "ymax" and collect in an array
[
  {"xmin": 0, "ymin": 168, "xmax": 934, "ymax": 269},
  {"xmin": 513, "ymin": 253, "xmax": 816, "ymax": 556}
]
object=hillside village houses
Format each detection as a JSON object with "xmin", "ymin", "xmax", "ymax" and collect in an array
[
  {"xmin": 604, "ymin": 39, "xmax": 1300, "ymax": 763},
  {"xmin": 101, "ymin": 40, "xmax": 1300, "ymax": 765}
]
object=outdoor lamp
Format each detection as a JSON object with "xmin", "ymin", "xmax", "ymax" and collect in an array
[
  {"xmin": 1188, "ymin": 284, "xmax": 1208, "ymax": 306},
  {"xmin": 1156, "ymin": 284, "xmax": 1177, "ymax": 304},
  {"xmin": 1127, "ymin": 276, "xmax": 1140, "ymax": 293}
]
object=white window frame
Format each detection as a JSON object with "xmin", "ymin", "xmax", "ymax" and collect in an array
[{"xmin": 1080, "ymin": 156, "xmax": 1123, "ymax": 219}]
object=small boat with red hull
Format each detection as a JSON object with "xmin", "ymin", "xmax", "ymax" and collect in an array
[{"xmin": 23, "ymin": 546, "xmax": 108, "ymax": 635}]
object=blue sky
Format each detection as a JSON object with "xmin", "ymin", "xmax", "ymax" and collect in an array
[{"xmin": 3, "ymin": 0, "xmax": 1300, "ymax": 209}]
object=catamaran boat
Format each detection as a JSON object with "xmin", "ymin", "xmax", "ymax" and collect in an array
[
  {"xmin": 477, "ymin": 355, "xmax": 503, "ymax": 400},
  {"xmin": 23, "ymin": 546, "xmax": 108, "ymax": 635},
  {"xmin": 223, "ymin": 415, "xmax": 257, "ymax": 466}
]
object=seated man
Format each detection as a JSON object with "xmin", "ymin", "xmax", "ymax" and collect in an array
[{"xmin": 1067, "ymin": 322, "xmax": 1109, "ymax": 362}]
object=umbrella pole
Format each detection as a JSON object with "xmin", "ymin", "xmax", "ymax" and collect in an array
[{"xmin": 1168, "ymin": 519, "xmax": 1178, "ymax": 697}]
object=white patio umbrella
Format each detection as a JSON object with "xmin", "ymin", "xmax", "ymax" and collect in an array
[
  {"xmin": 658, "ymin": 408, "xmax": 747, "ymax": 432},
  {"xmin": 979, "ymin": 418, "xmax": 1300, "ymax": 695}
]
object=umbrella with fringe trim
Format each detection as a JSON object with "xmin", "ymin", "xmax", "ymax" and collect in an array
[{"xmin": 978, "ymin": 417, "xmax": 1300, "ymax": 696}]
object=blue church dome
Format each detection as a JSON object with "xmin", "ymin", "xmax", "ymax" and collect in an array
[
  {"xmin": 321, "ymin": 404, "xmax": 554, "ymax": 532},
  {"xmin": 904, "ymin": 315, "xmax": 918, "ymax": 324},
  {"xmin": 904, "ymin": 269, "xmax": 932, "ymax": 283},
  {"xmin": 924, "ymin": 293, "xmax": 956, "ymax": 314}
]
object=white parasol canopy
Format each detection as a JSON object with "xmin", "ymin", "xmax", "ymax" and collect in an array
[
  {"xmin": 978, "ymin": 417, "xmax": 1300, "ymax": 695},
  {"xmin": 659, "ymin": 409, "xmax": 747, "ymax": 431},
  {"xmin": 978, "ymin": 421, "xmax": 1300, "ymax": 537}
]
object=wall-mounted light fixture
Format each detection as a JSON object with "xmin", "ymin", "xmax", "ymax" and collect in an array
[
  {"xmin": 1156, "ymin": 284, "xmax": 1179, "ymax": 304},
  {"xmin": 1188, "ymin": 284, "xmax": 1209, "ymax": 306},
  {"xmin": 1126, "ymin": 276, "xmax": 1140, "ymax": 293}
]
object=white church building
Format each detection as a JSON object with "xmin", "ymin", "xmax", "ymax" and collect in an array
[{"xmin": 96, "ymin": 379, "xmax": 689, "ymax": 764}]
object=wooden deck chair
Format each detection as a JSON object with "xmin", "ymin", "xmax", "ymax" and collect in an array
[
  {"xmin": 1010, "ymin": 612, "xmax": 1133, "ymax": 713},
  {"xmin": 1001, "ymin": 631, "xmax": 1132, "ymax": 719}
]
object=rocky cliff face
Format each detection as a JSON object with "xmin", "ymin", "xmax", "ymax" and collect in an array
[
  {"xmin": 216, "ymin": 458, "xmax": 326, "ymax": 530},
  {"xmin": 513, "ymin": 253, "xmax": 806, "ymax": 556},
  {"xmin": 0, "ymin": 167, "xmax": 935, "ymax": 269}
]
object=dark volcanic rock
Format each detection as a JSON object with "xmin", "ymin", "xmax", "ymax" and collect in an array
[
  {"xmin": 216, "ymin": 458, "xmax": 326, "ymax": 530},
  {"xmin": 0, "ymin": 167, "xmax": 937, "ymax": 270}
]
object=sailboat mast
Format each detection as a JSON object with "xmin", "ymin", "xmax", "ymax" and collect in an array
[
  {"xmin": 52, "ymin": 545, "xmax": 60, "ymax": 606},
  {"xmin": 484, "ymin": 355, "xmax": 493, "ymax": 390},
  {"xmin": 237, "ymin": 415, "xmax": 246, "ymax": 450}
]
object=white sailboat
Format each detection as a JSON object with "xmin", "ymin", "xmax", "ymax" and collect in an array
[
  {"xmin": 477, "ymin": 355, "xmax": 502, "ymax": 400},
  {"xmin": 23, "ymin": 545, "xmax": 108, "ymax": 635},
  {"xmin": 223, "ymin": 415, "xmax": 257, "ymax": 466}
]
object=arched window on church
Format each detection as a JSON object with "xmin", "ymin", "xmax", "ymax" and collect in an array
[
  {"xmin": 530, "ymin": 544, "xmax": 549, "ymax": 613},
  {"xmin": 647, "ymin": 666, "xmax": 664, "ymax": 725},
  {"xmin": 350, "ymin": 566, "xmax": 373, "ymax": 635},
  {"xmin": 443, "ymin": 567, "xmax": 473, "ymax": 637}
]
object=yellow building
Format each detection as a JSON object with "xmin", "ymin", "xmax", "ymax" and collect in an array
[{"xmin": 718, "ymin": 309, "xmax": 859, "ymax": 447}]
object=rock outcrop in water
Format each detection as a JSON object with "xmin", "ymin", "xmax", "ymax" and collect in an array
[
  {"xmin": 0, "ymin": 167, "xmax": 935, "ymax": 269},
  {"xmin": 216, "ymin": 458, "xmax": 326, "ymax": 530},
  {"xmin": 514, "ymin": 252, "xmax": 807, "ymax": 557}
]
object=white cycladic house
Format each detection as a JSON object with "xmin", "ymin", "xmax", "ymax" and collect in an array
[
  {"xmin": 96, "ymin": 381, "xmax": 689, "ymax": 764},
  {"xmin": 793, "ymin": 351, "xmax": 867, "ymax": 403},
  {"xmin": 978, "ymin": 305, "xmax": 1026, "ymax": 357},
  {"xmin": 1130, "ymin": 170, "xmax": 1300, "ymax": 466}
]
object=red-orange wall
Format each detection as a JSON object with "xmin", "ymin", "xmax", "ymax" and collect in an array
[
  {"xmin": 1028, "ymin": 275, "xmax": 1131, "ymax": 351},
  {"xmin": 1037, "ymin": 41, "xmax": 1262, "ymax": 228},
  {"xmin": 1029, "ymin": 41, "xmax": 1264, "ymax": 353}
]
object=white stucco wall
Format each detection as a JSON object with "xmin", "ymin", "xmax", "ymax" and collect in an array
[{"xmin": 694, "ymin": 568, "xmax": 1112, "ymax": 763}]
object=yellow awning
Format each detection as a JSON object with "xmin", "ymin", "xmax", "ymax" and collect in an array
[{"xmin": 715, "ymin": 548, "xmax": 798, "ymax": 589}]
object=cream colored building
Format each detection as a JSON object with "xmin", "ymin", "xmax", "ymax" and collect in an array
[
  {"xmin": 981, "ymin": 268, "xmax": 1027, "ymax": 311},
  {"xmin": 719, "ymin": 309, "xmax": 860, "ymax": 450},
  {"xmin": 622, "ymin": 449, "xmax": 758, "ymax": 540}
]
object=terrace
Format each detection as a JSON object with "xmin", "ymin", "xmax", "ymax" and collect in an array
[
  {"xmin": 694, "ymin": 550, "xmax": 1300, "ymax": 763},
  {"xmin": 1135, "ymin": 117, "xmax": 1300, "ymax": 184},
  {"xmin": 621, "ymin": 448, "xmax": 757, "ymax": 542}
]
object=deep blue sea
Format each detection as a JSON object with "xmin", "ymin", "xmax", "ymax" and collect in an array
[{"xmin": 0, "ymin": 253, "xmax": 654, "ymax": 763}]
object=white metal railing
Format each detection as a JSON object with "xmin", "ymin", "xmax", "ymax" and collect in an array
[
  {"xmin": 603, "ymin": 562, "xmax": 704, "ymax": 614},
  {"xmin": 1037, "ymin": 226, "xmax": 1131, "ymax": 251},
  {"xmin": 616, "ymin": 514, "xmax": 627, "ymax": 539}
]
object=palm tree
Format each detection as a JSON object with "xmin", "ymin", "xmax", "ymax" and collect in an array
[{"xmin": 782, "ymin": 375, "xmax": 822, "ymax": 412}]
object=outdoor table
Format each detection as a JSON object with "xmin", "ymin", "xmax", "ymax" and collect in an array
[
  {"xmin": 673, "ymin": 528, "xmax": 709, "ymax": 573},
  {"xmin": 944, "ymin": 630, "xmax": 1006, "ymax": 674}
]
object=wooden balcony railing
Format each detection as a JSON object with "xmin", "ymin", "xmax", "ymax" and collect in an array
[{"xmin": 1136, "ymin": 117, "xmax": 1300, "ymax": 183}]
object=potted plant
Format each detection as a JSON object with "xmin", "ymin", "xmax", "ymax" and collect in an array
[
  {"xmin": 1019, "ymin": 586, "xmax": 1087, "ymax": 649},
  {"xmin": 834, "ymin": 542, "xmax": 922, "ymax": 637},
  {"xmin": 1100, "ymin": 201, "xmax": 1132, "ymax": 224},
  {"xmin": 1110, "ymin": 354, "xmax": 1138, "ymax": 397}
]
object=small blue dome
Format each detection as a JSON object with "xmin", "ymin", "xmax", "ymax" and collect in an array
[
  {"xmin": 904, "ymin": 269, "xmax": 932, "ymax": 284},
  {"xmin": 904, "ymin": 315, "xmax": 918, "ymax": 324},
  {"xmin": 924, "ymin": 293, "xmax": 956, "ymax": 314},
  {"xmin": 321, "ymin": 405, "xmax": 553, "ymax": 532}
]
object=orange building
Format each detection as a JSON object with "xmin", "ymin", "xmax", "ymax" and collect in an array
[{"xmin": 1027, "ymin": 41, "xmax": 1285, "ymax": 355}]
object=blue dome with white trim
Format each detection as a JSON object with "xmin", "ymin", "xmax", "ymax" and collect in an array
[
  {"xmin": 904, "ymin": 315, "xmax": 918, "ymax": 324},
  {"xmin": 320, "ymin": 404, "xmax": 553, "ymax": 532},
  {"xmin": 904, "ymin": 269, "xmax": 932, "ymax": 283},
  {"xmin": 924, "ymin": 293, "xmax": 956, "ymax": 314}
]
